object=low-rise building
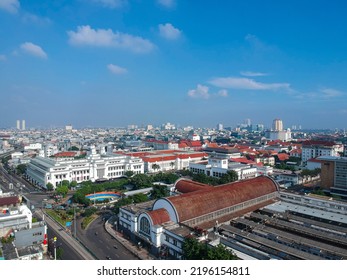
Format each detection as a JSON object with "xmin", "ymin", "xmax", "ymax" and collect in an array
[
  {"xmin": 116, "ymin": 150, "xmax": 207, "ymax": 173},
  {"xmin": 189, "ymin": 156, "xmax": 258, "ymax": 180},
  {"xmin": 118, "ymin": 176, "xmax": 347, "ymax": 260},
  {"xmin": 118, "ymin": 176, "xmax": 279, "ymax": 259}
]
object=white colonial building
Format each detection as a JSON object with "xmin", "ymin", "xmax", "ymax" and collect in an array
[
  {"xmin": 26, "ymin": 146, "xmax": 144, "ymax": 189},
  {"xmin": 189, "ymin": 156, "xmax": 259, "ymax": 180}
]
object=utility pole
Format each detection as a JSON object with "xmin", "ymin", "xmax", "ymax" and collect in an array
[{"xmin": 74, "ymin": 206, "xmax": 77, "ymax": 238}]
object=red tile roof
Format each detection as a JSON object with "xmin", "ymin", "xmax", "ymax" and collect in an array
[
  {"xmin": 174, "ymin": 179, "xmax": 213, "ymax": 193},
  {"xmin": 276, "ymin": 153, "xmax": 290, "ymax": 161},
  {"xmin": 54, "ymin": 151, "xmax": 77, "ymax": 157},
  {"xmin": 0, "ymin": 196, "xmax": 20, "ymax": 207},
  {"xmin": 290, "ymin": 149, "xmax": 302, "ymax": 155},
  {"xmin": 167, "ymin": 176, "xmax": 278, "ymax": 222},
  {"xmin": 302, "ymin": 140, "xmax": 336, "ymax": 147},
  {"xmin": 230, "ymin": 157, "xmax": 256, "ymax": 165},
  {"xmin": 141, "ymin": 152, "xmax": 207, "ymax": 163},
  {"xmin": 147, "ymin": 208, "xmax": 171, "ymax": 225}
]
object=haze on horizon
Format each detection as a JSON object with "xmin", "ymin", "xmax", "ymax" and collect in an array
[{"xmin": 0, "ymin": 0, "xmax": 347, "ymax": 129}]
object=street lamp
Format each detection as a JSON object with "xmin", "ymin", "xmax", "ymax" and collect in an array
[{"xmin": 53, "ymin": 236, "xmax": 57, "ymax": 260}]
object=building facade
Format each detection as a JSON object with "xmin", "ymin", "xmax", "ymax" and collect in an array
[
  {"xmin": 302, "ymin": 141, "xmax": 342, "ymax": 164},
  {"xmin": 319, "ymin": 156, "xmax": 347, "ymax": 198},
  {"xmin": 118, "ymin": 176, "xmax": 279, "ymax": 259},
  {"xmin": 189, "ymin": 156, "xmax": 258, "ymax": 180},
  {"xmin": 26, "ymin": 146, "xmax": 144, "ymax": 189}
]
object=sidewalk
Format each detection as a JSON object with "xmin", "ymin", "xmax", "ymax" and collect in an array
[{"xmin": 104, "ymin": 218, "xmax": 155, "ymax": 260}]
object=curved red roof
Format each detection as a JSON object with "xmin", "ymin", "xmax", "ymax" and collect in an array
[
  {"xmin": 147, "ymin": 208, "xmax": 171, "ymax": 225},
  {"xmin": 175, "ymin": 179, "xmax": 213, "ymax": 193},
  {"xmin": 167, "ymin": 176, "xmax": 278, "ymax": 222}
]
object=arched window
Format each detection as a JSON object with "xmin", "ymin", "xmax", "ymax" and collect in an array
[{"xmin": 139, "ymin": 217, "xmax": 150, "ymax": 235}]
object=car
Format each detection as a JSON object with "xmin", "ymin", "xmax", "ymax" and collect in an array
[
  {"xmin": 113, "ymin": 245, "xmax": 118, "ymax": 249},
  {"xmin": 106, "ymin": 256, "xmax": 111, "ymax": 260},
  {"xmin": 95, "ymin": 231, "xmax": 98, "ymax": 235}
]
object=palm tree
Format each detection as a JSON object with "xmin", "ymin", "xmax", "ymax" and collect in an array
[{"xmin": 152, "ymin": 163, "xmax": 160, "ymax": 172}]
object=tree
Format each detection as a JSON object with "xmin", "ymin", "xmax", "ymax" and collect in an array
[
  {"xmin": 16, "ymin": 164, "xmax": 27, "ymax": 175},
  {"xmin": 83, "ymin": 207, "xmax": 97, "ymax": 217},
  {"xmin": 170, "ymin": 162, "xmax": 175, "ymax": 169},
  {"xmin": 56, "ymin": 185, "xmax": 69, "ymax": 197},
  {"xmin": 218, "ymin": 170, "xmax": 238, "ymax": 184},
  {"xmin": 69, "ymin": 180, "xmax": 78, "ymax": 189},
  {"xmin": 132, "ymin": 193, "xmax": 149, "ymax": 203},
  {"xmin": 207, "ymin": 244, "xmax": 237, "ymax": 260},
  {"xmin": 46, "ymin": 182, "xmax": 54, "ymax": 191},
  {"xmin": 56, "ymin": 247, "xmax": 64, "ymax": 260},
  {"xmin": 130, "ymin": 174, "xmax": 153, "ymax": 189},
  {"xmin": 125, "ymin": 170, "xmax": 134, "ymax": 178},
  {"xmin": 150, "ymin": 185, "xmax": 169, "ymax": 199},
  {"xmin": 68, "ymin": 146, "xmax": 79, "ymax": 151},
  {"xmin": 152, "ymin": 163, "xmax": 160, "ymax": 172},
  {"xmin": 182, "ymin": 237, "xmax": 237, "ymax": 260},
  {"xmin": 182, "ymin": 237, "xmax": 203, "ymax": 260},
  {"xmin": 61, "ymin": 180, "xmax": 70, "ymax": 187}
]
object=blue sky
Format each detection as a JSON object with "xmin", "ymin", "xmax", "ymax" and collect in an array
[{"xmin": 1, "ymin": 0, "xmax": 347, "ymax": 129}]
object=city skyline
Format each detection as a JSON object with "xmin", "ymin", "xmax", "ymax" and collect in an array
[{"xmin": 1, "ymin": 1, "xmax": 347, "ymax": 128}]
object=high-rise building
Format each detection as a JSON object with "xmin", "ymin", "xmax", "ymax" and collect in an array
[
  {"xmin": 16, "ymin": 120, "xmax": 20, "ymax": 130},
  {"xmin": 244, "ymin": 118, "xmax": 251, "ymax": 126},
  {"xmin": 272, "ymin": 119, "xmax": 283, "ymax": 131},
  {"xmin": 22, "ymin": 120, "xmax": 26, "ymax": 130},
  {"xmin": 217, "ymin": 123, "xmax": 223, "ymax": 131}
]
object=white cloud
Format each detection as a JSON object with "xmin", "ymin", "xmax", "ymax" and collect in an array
[
  {"xmin": 67, "ymin": 25, "xmax": 155, "ymax": 53},
  {"xmin": 188, "ymin": 84, "xmax": 210, "ymax": 99},
  {"xmin": 217, "ymin": 89, "xmax": 228, "ymax": 97},
  {"xmin": 209, "ymin": 77, "xmax": 290, "ymax": 91},
  {"xmin": 107, "ymin": 63, "xmax": 127, "ymax": 74},
  {"xmin": 320, "ymin": 88, "xmax": 343, "ymax": 98},
  {"xmin": 0, "ymin": 55, "xmax": 6, "ymax": 61},
  {"xmin": 157, "ymin": 0, "xmax": 175, "ymax": 8},
  {"xmin": 20, "ymin": 42, "xmax": 48, "ymax": 59},
  {"xmin": 240, "ymin": 71, "xmax": 268, "ymax": 77},
  {"xmin": 22, "ymin": 13, "xmax": 52, "ymax": 24},
  {"xmin": 0, "ymin": 0, "xmax": 20, "ymax": 14},
  {"xmin": 158, "ymin": 23, "xmax": 181, "ymax": 40},
  {"xmin": 187, "ymin": 84, "xmax": 228, "ymax": 99},
  {"xmin": 89, "ymin": 0, "xmax": 126, "ymax": 9}
]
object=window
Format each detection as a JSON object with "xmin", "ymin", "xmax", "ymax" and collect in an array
[{"xmin": 139, "ymin": 217, "xmax": 150, "ymax": 236}]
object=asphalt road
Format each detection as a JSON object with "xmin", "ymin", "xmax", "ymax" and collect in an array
[
  {"xmin": 46, "ymin": 226, "xmax": 83, "ymax": 260},
  {"xmin": 0, "ymin": 164, "xmax": 40, "ymax": 195},
  {"xmin": 35, "ymin": 209, "xmax": 95, "ymax": 260},
  {"xmin": 76, "ymin": 215, "xmax": 138, "ymax": 260},
  {"xmin": 0, "ymin": 154, "xmax": 136, "ymax": 260}
]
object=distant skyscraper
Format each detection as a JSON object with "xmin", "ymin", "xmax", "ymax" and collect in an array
[
  {"xmin": 217, "ymin": 123, "xmax": 223, "ymax": 131},
  {"xmin": 244, "ymin": 118, "xmax": 251, "ymax": 126},
  {"xmin": 65, "ymin": 125, "xmax": 73, "ymax": 131},
  {"xmin": 16, "ymin": 120, "xmax": 20, "ymax": 130},
  {"xmin": 22, "ymin": 120, "xmax": 26, "ymax": 130},
  {"xmin": 272, "ymin": 119, "xmax": 283, "ymax": 131}
]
